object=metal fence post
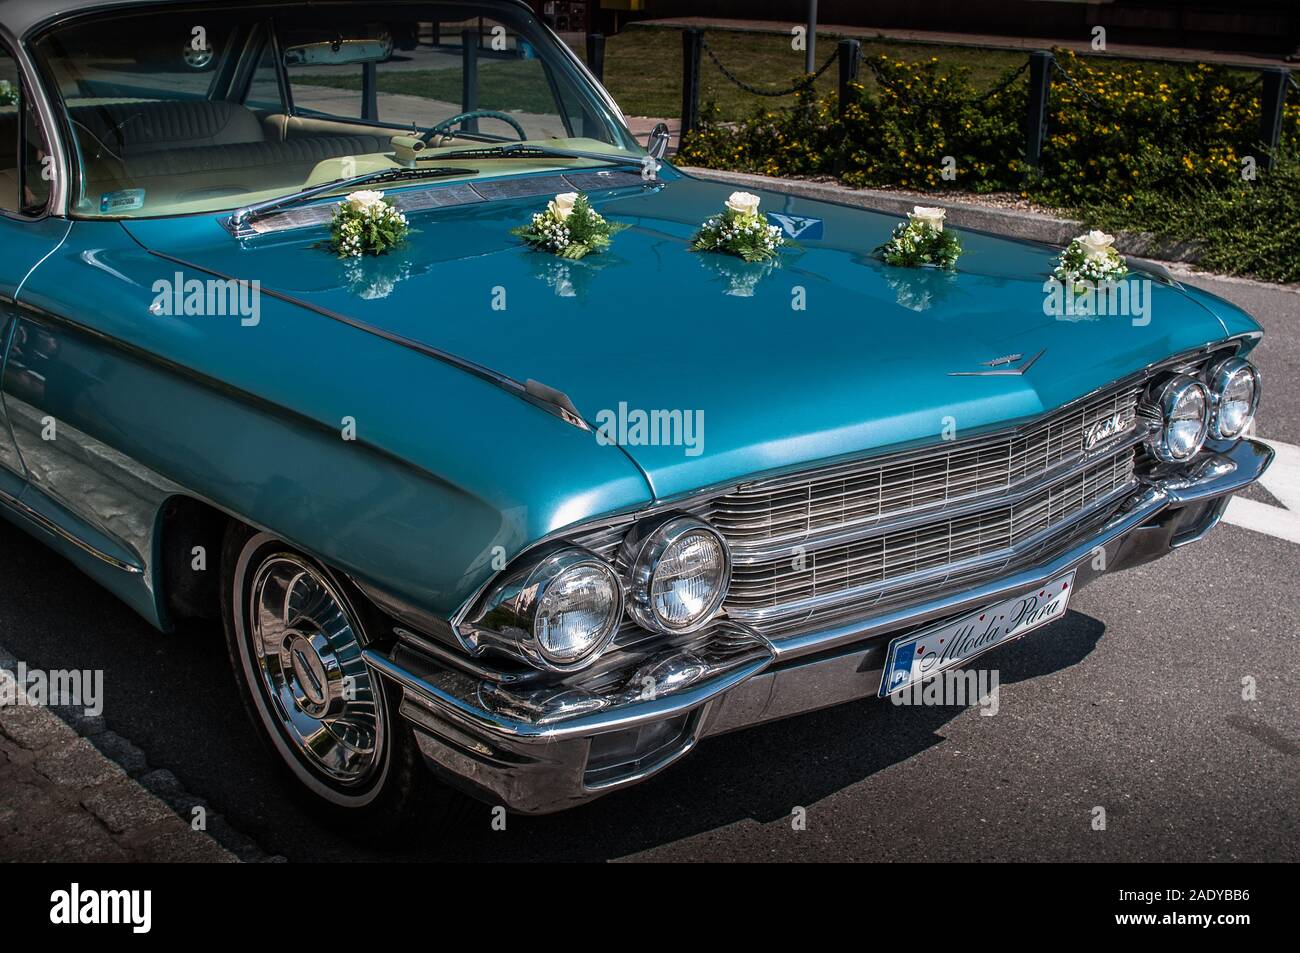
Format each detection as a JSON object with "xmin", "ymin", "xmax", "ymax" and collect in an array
[
  {"xmin": 805, "ymin": 0, "xmax": 819, "ymax": 75},
  {"xmin": 361, "ymin": 62, "xmax": 378, "ymax": 121},
  {"xmin": 1026, "ymin": 50, "xmax": 1053, "ymax": 170},
  {"xmin": 837, "ymin": 38, "xmax": 860, "ymax": 119},
  {"xmin": 586, "ymin": 33, "xmax": 606, "ymax": 85},
  {"xmin": 1258, "ymin": 67, "xmax": 1290, "ymax": 171},
  {"xmin": 681, "ymin": 28, "xmax": 703, "ymax": 139}
]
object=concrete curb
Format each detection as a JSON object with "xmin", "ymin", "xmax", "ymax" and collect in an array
[
  {"xmin": 0, "ymin": 645, "xmax": 282, "ymax": 863},
  {"xmin": 678, "ymin": 166, "xmax": 1204, "ymax": 263}
]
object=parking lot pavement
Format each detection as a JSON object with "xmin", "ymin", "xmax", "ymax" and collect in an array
[{"xmin": 0, "ymin": 271, "xmax": 1294, "ymax": 863}]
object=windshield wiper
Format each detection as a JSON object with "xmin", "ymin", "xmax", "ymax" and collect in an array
[
  {"xmin": 227, "ymin": 166, "xmax": 478, "ymax": 232},
  {"xmin": 419, "ymin": 143, "xmax": 658, "ymax": 180}
]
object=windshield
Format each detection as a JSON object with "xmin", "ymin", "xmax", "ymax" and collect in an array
[{"xmin": 30, "ymin": 1, "xmax": 639, "ymax": 219}]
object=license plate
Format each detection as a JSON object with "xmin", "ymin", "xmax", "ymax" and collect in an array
[{"xmin": 878, "ymin": 570, "xmax": 1076, "ymax": 697}]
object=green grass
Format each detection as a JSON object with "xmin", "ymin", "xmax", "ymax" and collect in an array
[{"xmin": 296, "ymin": 58, "xmax": 558, "ymax": 115}]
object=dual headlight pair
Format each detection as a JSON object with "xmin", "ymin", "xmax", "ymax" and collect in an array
[
  {"xmin": 470, "ymin": 515, "xmax": 731, "ymax": 673},
  {"xmin": 1147, "ymin": 356, "xmax": 1260, "ymax": 463}
]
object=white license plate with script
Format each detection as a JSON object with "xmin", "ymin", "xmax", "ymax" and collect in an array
[{"xmin": 878, "ymin": 570, "xmax": 1076, "ymax": 697}]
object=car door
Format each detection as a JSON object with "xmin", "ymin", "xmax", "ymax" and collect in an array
[{"xmin": 0, "ymin": 38, "xmax": 66, "ymax": 503}]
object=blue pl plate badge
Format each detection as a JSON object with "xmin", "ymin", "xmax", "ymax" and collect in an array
[
  {"xmin": 766, "ymin": 212, "xmax": 823, "ymax": 240},
  {"xmin": 100, "ymin": 189, "xmax": 146, "ymax": 213}
]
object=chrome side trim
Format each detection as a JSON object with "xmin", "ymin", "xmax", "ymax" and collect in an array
[
  {"xmin": 144, "ymin": 250, "xmax": 591, "ymax": 432},
  {"xmin": 0, "ymin": 485, "xmax": 143, "ymax": 573}
]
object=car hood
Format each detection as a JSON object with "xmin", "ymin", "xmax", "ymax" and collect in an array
[{"xmin": 121, "ymin": 169, "xmax": 1237, "ymax": 500}]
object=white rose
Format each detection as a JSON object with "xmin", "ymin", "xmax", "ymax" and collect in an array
[
  {"xmin": 346, "ymin": 189, "xmax": 386, "ymax": 211},
  {"xmin": 547, "ymin": 191, "xmax": 579, "ymax": 221},
  {"xmin": 1078, "ymin": 229, "xmax": 1115, "ymax": 261},
  {"xmin": 725, "ymin": 191, "xmax": 761, "ymax": 216},
  {"xmin": 910, "ymin": 206, "xmax": 946, "ymax": 232}
]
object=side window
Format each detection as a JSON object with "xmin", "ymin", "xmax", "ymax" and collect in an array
[
  {"xmin": 245, "ymin": 39, "xmax": 286, "ymax": 112},
  {"xmin": 0, "ymin": 44, "xmax": 51, "ymax": 215}
]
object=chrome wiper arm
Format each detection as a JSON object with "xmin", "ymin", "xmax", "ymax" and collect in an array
[
  {"xmin": 228, "ymin": 166, "xmax": 478, "ymax": 231},
  {"xmin": 422, "ymin": 144, "xmax": 658, "ymax": 179}
]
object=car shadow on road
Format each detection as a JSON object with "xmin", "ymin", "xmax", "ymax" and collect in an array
[{"xmin": 0, "ymin": 519, "xmax": 1106, "ymax": 862}]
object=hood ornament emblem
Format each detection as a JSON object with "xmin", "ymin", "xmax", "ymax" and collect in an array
[{"xmin": 949, "ymin": 348, "xmax": 1047, "ymax": 377}]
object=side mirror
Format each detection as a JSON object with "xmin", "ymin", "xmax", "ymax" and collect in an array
[{"xmin": 646, "ymin": 122, "xmax": 670, "ymax": 160}]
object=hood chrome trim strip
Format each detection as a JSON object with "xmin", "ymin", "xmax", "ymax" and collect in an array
[{"xmin": 143, "ymin": 249, "xmax": 590, "ymax": 431}]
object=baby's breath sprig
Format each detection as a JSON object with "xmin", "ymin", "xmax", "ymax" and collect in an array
[{"xmin": 511, "ymin": 192, "xmax": 626, "ymax": 260}]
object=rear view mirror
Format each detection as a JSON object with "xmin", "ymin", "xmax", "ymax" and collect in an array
[{"xmin": 283, "ymin": 35, "xmax": 393, "ymax": 67}]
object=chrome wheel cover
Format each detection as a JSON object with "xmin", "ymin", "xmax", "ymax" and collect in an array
[{"xmin": 245, "ymin": 554, "xmax": 385, "ymax": 787}]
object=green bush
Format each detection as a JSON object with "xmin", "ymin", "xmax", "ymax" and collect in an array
[{"xmin": 678, "ymin": 49, "xmax": 1300, "ymax": 281}]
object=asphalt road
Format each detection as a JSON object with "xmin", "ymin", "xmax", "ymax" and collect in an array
[{"xmin": 0, "ymin": 271, "xmax": 1296, "ymax": 863}]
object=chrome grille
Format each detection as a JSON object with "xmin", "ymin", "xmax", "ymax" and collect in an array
[
  {"xmin": 570, "ymin": 385, "xmax": 1146, "ymax": 645},
  {"xmin": 706, "ymin": 385, "xmax": 1144, "ymax": 634},
  {"xmin": 725, "ymin": 451, "xmax": 1135, "ymax": 622},
  {"xmin": 709, "ymin": 388, "xmax": 1139, "ymax": 549}
]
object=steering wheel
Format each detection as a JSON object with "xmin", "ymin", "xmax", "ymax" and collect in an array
[{"xmin": 420, "ymin": 110, "xmax": 528, "ymax": 144}]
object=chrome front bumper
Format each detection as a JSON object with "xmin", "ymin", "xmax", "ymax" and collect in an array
[{"xmin": 363, "ymin": 438, "xmax": 1273, "ymax": 814}]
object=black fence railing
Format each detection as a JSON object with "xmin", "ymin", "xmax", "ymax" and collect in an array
[{"xmin": 631, "ymin": 28, "xmax": 1295, "ymax": 171}]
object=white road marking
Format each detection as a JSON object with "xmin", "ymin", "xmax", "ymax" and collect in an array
[{"xmin": 1222, "ymin": 437, "xmax": 1300, "ymax": 544}]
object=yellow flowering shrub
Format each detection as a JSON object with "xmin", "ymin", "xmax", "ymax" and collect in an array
[{"xmin": 679, "ymin": 48, "xmax": 1300, "ymax": 209}]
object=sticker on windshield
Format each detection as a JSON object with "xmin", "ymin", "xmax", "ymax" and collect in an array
[
  {"xmin": 100, "ymin": 189, "xmax": 146, "ymax": 213},
  {"xmin": 766, "ymin": 212, "xmax": 823, "ymax": 240}
]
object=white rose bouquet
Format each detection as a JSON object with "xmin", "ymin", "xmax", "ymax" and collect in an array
[
  {"xmin": 511, "ymin": 191, "xmax": 626, "ymax": 259},
  {"xmin": 878, "ymin": 206, "xmax": 962, "ymax": 270},
  {"xmin": 691, "ymin": 191, "xmax": 786, "ymax": 263},
  {"xmin": 329, "ymin": 190, "xmax": 409, "ymax": 258},
  {"xmin": 1052, "ymin": 230, "xmax": 1128, "ymax": 292}
]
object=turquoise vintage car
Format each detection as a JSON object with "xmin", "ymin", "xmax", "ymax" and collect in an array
[{"xmin": 0, "ymin": 0, "xmax": 1271, "ymax": 830}]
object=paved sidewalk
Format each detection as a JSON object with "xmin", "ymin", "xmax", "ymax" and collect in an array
[
  {"xmin": 634, "ymin": 17, "xmax": 1296, "ymax": 69},
  {"xmin": 0, "ymin": 662, "xmax": 236, "ymax": 863}
]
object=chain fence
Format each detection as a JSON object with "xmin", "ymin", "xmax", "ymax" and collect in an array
[{"xmin": 699, "ymin": 35, "xmax": 840, "ymax": 97}]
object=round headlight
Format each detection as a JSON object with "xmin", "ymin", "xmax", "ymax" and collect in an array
[
  {"xmin": 527, "ymin": 550, "xmax": 622, "ymax": 668},
  {"xmin": 1207, "ymin": 357, "xmax": 1260, "ymax": 440},
  {"xmin": 1149, "ymin": 374, "xmax": 1210, "ymax": 463},
  {"xmin": 623, "ymin": 515, "xmax": 731, "ymax": 634}
]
